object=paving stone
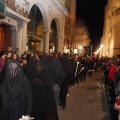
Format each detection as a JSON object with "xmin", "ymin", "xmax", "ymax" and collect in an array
[{"xmin": 58, "ymin": 70, "xmax": 111, "ymax": 120}]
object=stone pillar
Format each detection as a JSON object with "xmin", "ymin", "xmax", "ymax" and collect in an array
[
  {"xmin": 17, "ymin": 20, "xmax": 27, "ymax": 54},
  {"xmin": 11, "ymin": 27, "xmax": 18, "ymax": 51},
  {"xmin": 43, "ymin": 29, "xmax": 50, "ymax": 53},
  {"xmin": 21, "ymin": 21, "xmax": 28, "ymax": 53},
  {"xmin": 57, "ymin": 35, "xmax": 62, "ymax": 53},
  {"xmin": 57, "ymin": 35, "xmax": 64, "ymax": 53}
]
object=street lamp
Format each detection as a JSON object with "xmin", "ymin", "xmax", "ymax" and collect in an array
[
  {"xmin": 79, "ymin": 45, "xmax": 83, "ymax": 55},
  {"xmin": 79, "ymin": 46, "xmax": 83, "ymax": 49},
  {"xmin": 100, "ymin": 44, "xmax": 104, "ymax": 48},
  {"xmin": 90, "ymin": 45, "xmax": 93, "ymax": 58}
]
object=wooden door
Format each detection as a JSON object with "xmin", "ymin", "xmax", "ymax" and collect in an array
[
  {"xmin": 4, "ymin": 26, "xmax": 12, "ymax": 51},
  {"xmin": 0, "ymin": 27, "xmax": 4, "ymax": 51}
]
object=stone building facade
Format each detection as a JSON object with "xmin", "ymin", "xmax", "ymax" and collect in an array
[
  {"xmin": 102, "ymin": 0, "xmax": 120, "ymax": 57},
  {"xmin": 0, "ymin": 0, "xmax": 69, "ymax": 54},
  {"xmin": 64, "ymin": 0, "xmax": 76, "ymax": 53}
]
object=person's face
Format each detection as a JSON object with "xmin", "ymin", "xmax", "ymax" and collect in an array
[
  {"xmin": 7, "ymin": 53, "xmax": 12, "ymax": 58},
  {"xmin": 8, "ymin": 47, "xmax": 12, "ymax": 51},
  {"xmin": 13, "ymin": 54, "xmax": 17, "ymax": 60},
  {"xmin": 75, "ymin": 55, "xmax": 78, "ymax": 59},
  {"xmin": 22, "ymin": 59, "xmax": 27, "ymax": 65}
]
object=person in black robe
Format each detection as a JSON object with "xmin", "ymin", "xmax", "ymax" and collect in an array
[
  {"xmin": 41, "ymin": 55, "xmax": 65, "ymax": 106},
  {"xmin": 59, "ymin": 53, "xmax": 73, "ymax": 109},
  {"xmin": 1, "ymin": 60, "xmax": 33, "ymax": 120},
  {"xmin": 28, "ymin": 59, "xmax": 59, "ymax": 120}
]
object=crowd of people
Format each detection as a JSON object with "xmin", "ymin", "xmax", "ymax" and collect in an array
[
  {"xmin": 1, "ymin": 47, "xmax": 120, "ymax": 120},
  {"xmin": 103, "ymin": 55, "xmax": 120, "ymax": 120}
]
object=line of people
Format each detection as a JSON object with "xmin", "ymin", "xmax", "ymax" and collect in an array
[
  {"xmin": 103, "ymin": 57, "xmax": 120, "ymax": 120},
  {"xmin": 0, "ymin": 47, "xmax": 101, "ymax": 120}
]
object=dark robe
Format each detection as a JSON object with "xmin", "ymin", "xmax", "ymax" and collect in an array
[
  {"xmin": 41, "ymin": 55, "xmax": 65, "ymax": 89},
  {"xmin": 27, "ymin": 59, "xmax": 59, "ymax": 120},
  {"xmin": 59, "ymin": 54, "xmax": 73, "ymax": 107},
  {"xmin": 1, "ymin": 60, "xmax": 32, "ymax": 120}
]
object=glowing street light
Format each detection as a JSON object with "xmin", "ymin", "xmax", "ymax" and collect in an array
[
  {"xmin": 99, "ymin": 48, "xmax": 101, "ymax": 51},
  {"xmin": 79, "ymin": 46, "xmax": 83, "ymax": 49},
  {"xmin": 79, "ymin": 45, "xmax": 83, "ymax": 55},
  {"xmin": 100, "ymin": 44, "xmax": 104, "ymax": 48}
]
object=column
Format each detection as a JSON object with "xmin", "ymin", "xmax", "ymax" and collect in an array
[
  {"xmin": 43, "ymin": 29, "xmax": 50, "ymax": 53},
  {"xmin": 21, "ymin": 21, "xmax": 28, "ymax": 53},
  {"xmin": 17, "ymin": 20, "xmax": 28, "ymax": 54},
  {"xmin": 56, "ymin": 35, "xmax": 62, "ymax": 53},
  {"xmin": 11, "ymin": 27, "xmax": 18, "ymax": 51},
  {"xmin": 90, "ymin": 45, "xmax": 93, "ymax": 58}
]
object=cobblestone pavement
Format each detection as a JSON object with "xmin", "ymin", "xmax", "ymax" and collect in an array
[{"xmin": 58, "ymin": 70, "xmax": 111, "ymax": 120}]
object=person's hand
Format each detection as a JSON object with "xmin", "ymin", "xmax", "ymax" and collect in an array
[{"xmin": 114, "ymin": 102, "xmax": 120, "ymax": 110}]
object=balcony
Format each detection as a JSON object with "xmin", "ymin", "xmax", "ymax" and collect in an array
[
  {"xmin": 59, "ymin": 0, "xmax": 71, "ymax": 13},
  {"xmin": 3, "ymin": 0, "xmax": 29, "ymax": 18}
]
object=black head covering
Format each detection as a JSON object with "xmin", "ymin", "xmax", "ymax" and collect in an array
[
  {"xmin": 33, "ymin": 60, "xmax": 44, "ymax": 79},
  {"xmin": 31, "ymin": 59, "xmax": 59, "ymax": 120},
  {"xmin": 2, "ymin": 60, "xmax": 25, "ymax": 113},
  {"xmin": 25, "ymin": 56, "xmax": 37, "ymax": 81}
]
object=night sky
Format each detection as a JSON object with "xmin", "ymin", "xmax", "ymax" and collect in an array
[{"xmin": 76, "ymin": 0, "xmax": 108, "ymax": 51}]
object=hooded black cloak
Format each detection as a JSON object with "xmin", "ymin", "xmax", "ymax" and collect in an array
[
  {"xmin": 29, "ymin": 59, "xmax": 59, "ymax": 120},
  {"xmin": 1, "ymin": 60, "xmax": 32, "ymax": 120}
]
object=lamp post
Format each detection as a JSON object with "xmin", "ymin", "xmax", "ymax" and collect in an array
[
  {"xmin": 90, "ymin": 45, "xmax": 93, "ymax": 58},
  {"xmin": 99, "ymin": 48, "xmax": 102, "ymax": 58},
  {"xmin": 79, "ymin": 45, "xmax": 83, "ymax": 55}
]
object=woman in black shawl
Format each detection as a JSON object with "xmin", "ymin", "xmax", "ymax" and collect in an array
[
  {"xmin": 29, "ymin": 59, "xmax": 59, "ymax": 120},
  {"xmin": 1, "ymin": 60, "xmax": 33, "ymax": 120}
]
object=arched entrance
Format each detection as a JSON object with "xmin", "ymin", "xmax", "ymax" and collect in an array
[
  {"xmin": 50, "ymin": 18, "xmax": 62, "ymax": 53},
  {"xmin": 49, "ymin": 19, "xmax": 57, "ymax": 53},
  {"xmin": 27, "ymin": 4, "xmax": 44, "ymax": 52}
]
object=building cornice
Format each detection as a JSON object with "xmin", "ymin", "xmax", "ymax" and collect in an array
[
  {"xmin": 52, "ymin": 0, "xmax": 69, "ymax": 16},
  {"xmin": 6, "ymin": 7, "xmax": 30, "ymax": 22}
]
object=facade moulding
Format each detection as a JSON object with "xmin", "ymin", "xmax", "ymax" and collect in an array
[
  {"xmin": 51, "ymin": 0, "xmax": 69, "ymax": 16},
  {"xmin": 0, "ymin": 16, "xmax": 17, "ymax": 26},
  {"xmin": 6, "ymin": 7, "xmax": 30, "ymax": 22}
]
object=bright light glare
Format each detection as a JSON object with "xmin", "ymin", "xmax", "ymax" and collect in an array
[
  {"xmin": 100, "ymin": 45, "xmax": 104, "ymax": 48},
  {"xmin": 79, "ymin": 46, "xmax": 83, "ymax": 49},
  {"xmin": 95, "ymin": 52, "xmax": 97, "ymax": 54},
  {"xmin": 74, "ymin": 49, "xmax": 78, "ymax": 54}
]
